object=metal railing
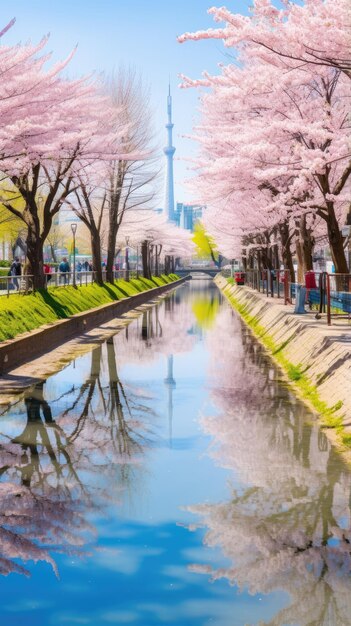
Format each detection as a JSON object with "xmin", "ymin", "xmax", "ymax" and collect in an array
[
  {"xmin": 0, "ymin": 274, "xmax": 35, "ymax": 296},
  {"xmin": 244, "ymin": 269, "xmax": 292, "ymax": 305},
  {"xmin": 0, "ymin": 269, "xmax": 143, "ymax": 296},
  {"xmin": 325, "ymin": 273, "xmax": 351, "ymax": 325},
  {"xmin": 225, "ymin": 268, "xmax": 351, "ymax": 325}
]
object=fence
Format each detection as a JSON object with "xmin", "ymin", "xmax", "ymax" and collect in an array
[
  {"xmin": 0, "ymin": 269, "xmax": 138, "ymax": 297},
  {"xmin": 325, "ymin": 273, "xmax": 351, "ymax": 325},
  {"xmin": 244, "ymin": 269, "xmax": 292, "ymax": 305},
  {"xmin": 226, "ymin": 269, "xmax": 351, "ymax": 325}
]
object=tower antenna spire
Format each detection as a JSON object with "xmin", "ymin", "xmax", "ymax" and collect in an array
[{"xmin": 164, "ymin": 81, "xmax": 176, "ymax": 222}]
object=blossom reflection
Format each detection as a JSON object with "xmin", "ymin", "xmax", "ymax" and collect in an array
[
  {"xmin": 0, "ymin": 341, "xmax": 153, "ymax": 578},
  {"xmin": 189, "ymin": 306, "xmax": 351, "ymax": 626}
]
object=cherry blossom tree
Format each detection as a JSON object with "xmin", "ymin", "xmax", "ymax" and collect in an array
[
  {"xmin": 0, "ymin": 31, "xmax": 123, "ymax": 287},
  {"xmin": 179, "ymin": 1, "xmax": 351, "ymax": 276},
  {"xmin": 117, "ymin": 209, "xmax": 194, "ymax": 278},
  {"xmin": 179, "ymin": 0, "xmax": 351, "ymax": 78},
  {"xmin": 103, "ymin": 69, "xmax": 158, "ymax": 283},
  {"xmin": 66, "ymin": 174, "xmax": 110, "ymax": 283}
]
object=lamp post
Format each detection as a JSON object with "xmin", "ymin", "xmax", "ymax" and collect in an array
[
  {"xmin": 125, "ymin": 236, "xmax": 130, "ymax": 281},
  {"xmin": 136, "ymin": 244, "xmax": 139, "ymax": 279},
  {"xmin": 71, "ymin": 223, "xmax": 77, "ymax": 287}
]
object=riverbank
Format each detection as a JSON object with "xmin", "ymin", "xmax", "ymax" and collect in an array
[
  {"xmin": 215, "ymin": 275, "xmax": 351, "ymax": 452},
  {"xmin": 0, "ymin": 274, "xmax": 184, "ymax": 374},
  {"xmin": 0, "ymin": 275, "xmax": 179, "ymax": 342}
]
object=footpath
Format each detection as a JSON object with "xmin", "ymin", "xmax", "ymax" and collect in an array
[{"xmin": 215, "ymin": 275, "xmax": 351, "ymax": 450}]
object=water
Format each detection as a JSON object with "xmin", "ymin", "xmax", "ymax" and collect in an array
[{"xmin": 0, "ymin": 279, "xmax": 350, "ymax": 625}]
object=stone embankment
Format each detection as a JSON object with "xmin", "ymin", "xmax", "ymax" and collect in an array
[
  {"xmin": 215, "ymin": 275, "xmax": 351, "ymax": 448},
  {"xmin": 0, "ymin": 276, "xmax": 188, "ymax": 376}
]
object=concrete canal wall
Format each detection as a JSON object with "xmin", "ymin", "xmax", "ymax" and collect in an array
[
  {"xmin": 215, "ymin": 275, "xmax": 351, "ymax": 448},
  {"xmin": 0, "ymin": 276, "xmax": 188, "ymax": 375}
]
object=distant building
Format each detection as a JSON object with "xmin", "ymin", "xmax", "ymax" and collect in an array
[{"xmin": 176, "ymin": 203, "xmax": 205, "ymax": 231}]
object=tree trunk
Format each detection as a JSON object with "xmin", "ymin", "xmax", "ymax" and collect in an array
[
  {"xmin": 26, "ymin": 226, "xmax": 45, "ymax": 290},
  {"xmin": 155, "ymin": 244, "xmax": 162, "ymax": 276},
  {"xmin": 326, "ymin": 204, "xmax": 348, "ymax": 274},
  {"xmin": 148, "ymin": 245, "xmax": 154, "ymax": 277},
  {"xmin": 273, "ymin": 243, "xmax": 280, "ymax": 270},
  {"xmin": 141, "ymin": 241, "xmax": 151, "ymax": 279},
  {"xmin": 106, "ymin": 167, "xmax": 124, "ymax": 284},
  {"xmin": 247, "ymin": 251, "xmax": 255, "ymax": 270},
  {"xmin": 49, "ymin": 243, "xmax": 57, "ymax": 263},
  {"xmin": 90, "ymin": 229, "xmax": 103, "ymax": 284},
  {"xmin": 260, "ymin": 249, "xmax": 273, "ymax": 270},
  {"xmin": 300, "ymin": 215, "xmax": 314, "ymax": 273},
  {"xmin": 295, "ymin": 237, "xmax": 304, "ymax": 284},
  {"xmin": 106, "ymin": 217, "xmax": 119, "ymax": 284},
  {"xmin": 279, "ymin": 222, "xmax": 295, "ymax": 283}
]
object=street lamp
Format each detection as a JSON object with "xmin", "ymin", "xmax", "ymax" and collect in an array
[{"xmin": 71, "ymin": 223, "xmax": 77, "ymax": 287}]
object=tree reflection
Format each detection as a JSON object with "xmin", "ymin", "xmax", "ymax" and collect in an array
[
  {"xmin": 191, "ymin": 294, "xmax": 220, "ymax": 330},
  {"xmin": 115, "ymin": 287, "xmax": 197, "ymax": 365},
  {"xmin": 188, "ymin": 306, "xmax": 351, "ymax": 626},
  {"xmin": 0, "ymin": 280, "xmax": 229, "ymax": 580},
  {"xmin": 0, "ymin": 339, "xmax": 154, "ymax": 578}
]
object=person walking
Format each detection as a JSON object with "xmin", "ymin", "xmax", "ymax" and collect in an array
[
  {"xmin": 43, "ymin": 263, "xmax": 52, "ymax": 285},
  {"xmin": 10, "ymin": 257, "xmax": 21, "ymax": 290},
  {"xmin": 59, "ymin": 257, "xmax": 70, "ymax": 284}
]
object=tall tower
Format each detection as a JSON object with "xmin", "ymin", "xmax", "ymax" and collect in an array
[{"xmin": 163, "ymin": 84, "xmax": 176, "ymax": 222}]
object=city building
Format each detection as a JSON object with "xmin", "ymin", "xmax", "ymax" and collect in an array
[{"xmin": 176, "ymin": 202, "xmax": 204, "ymax": 231}]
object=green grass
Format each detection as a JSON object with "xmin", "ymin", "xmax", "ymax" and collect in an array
[
  {"xmin": 219, "ymin": 277, "xmax": 351, "ymax": 451},
  {"xmin": 0, "ymin": 274, "xmax": 179, "ymax": 342}
]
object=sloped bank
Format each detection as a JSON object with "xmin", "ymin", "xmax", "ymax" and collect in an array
[
  {"xmin": 215, "ymin": 275, "xmax": 351, "ymax": 450},
  {"xmin": 0, "ymin": 275, "xmax": 186, "ymax": 374}
]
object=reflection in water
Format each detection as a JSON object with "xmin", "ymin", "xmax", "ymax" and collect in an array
[
  {"xmin": 0, "ymin": 283, "xmax": 211, "ymax": 580},
  {"xmin": 192, "ymin": 294, "xmax": 219, "ymax": 330},
  {"xmin": 188, "ymin": 306, "xmax": 351, "ymax": 625},
  {"xmin": 0, "ymin": 280, "xmax": 349, "ymax": 626},
  {"xmin": 164, "ymin": 355, "xmax": 176, "ymax": 448},
  {"xmin": 0, "ymin": 341, "xmax": 155, "ymax": 577}
]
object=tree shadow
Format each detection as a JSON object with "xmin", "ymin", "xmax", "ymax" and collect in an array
[{"xmin": 38, "ymin": 289, "xmax": 70, "ymax": 318}]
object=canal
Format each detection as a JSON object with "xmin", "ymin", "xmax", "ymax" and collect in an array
[{"xmin": 0, "ymin": 279, "xmax": 350, "ymax": 625}]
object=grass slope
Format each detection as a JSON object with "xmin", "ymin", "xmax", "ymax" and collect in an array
[{"xmin": 0, "ymin": 274, "xmax": 179, "ymax": 342}]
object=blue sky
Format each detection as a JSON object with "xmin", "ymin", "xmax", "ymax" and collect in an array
[{"xmin": 3, "ymin": 0, "xmax": 249, "ymax": 205}]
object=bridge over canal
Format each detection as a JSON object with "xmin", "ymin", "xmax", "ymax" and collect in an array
[{"xmin": 176, "ymin": 267, "xmax": 219, "ymax": 278}]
